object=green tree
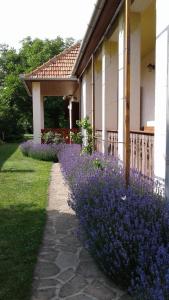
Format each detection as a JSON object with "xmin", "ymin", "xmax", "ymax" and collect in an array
[{"xmin": 0, "ymin": 36, "xmax": 75, "ymax": 141}]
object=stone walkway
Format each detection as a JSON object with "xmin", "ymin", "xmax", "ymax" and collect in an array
[{"xmin": 31, "ymin": 163, "xmax": 130, "ymax": 300}]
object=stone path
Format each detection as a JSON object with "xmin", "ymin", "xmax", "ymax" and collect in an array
[{"xmin": 31, "ymin": 163, "xmax": 131, "ymax": 300}]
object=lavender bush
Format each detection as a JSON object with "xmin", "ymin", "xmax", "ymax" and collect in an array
[
  {"xmin": 58, "ymin": 144, "xmax": 169, "ymax": 300},
  {"xmin": 20, "ymin": 141, "xmax": 59, "ymax": 161}
]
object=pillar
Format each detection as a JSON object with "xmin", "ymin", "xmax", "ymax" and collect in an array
[
  {"xmin": 101, "ymin": 42, "xmax": 108, "ymax": 154},
  {"xmin": 118, "ymin": 13, "xmax": 125, "ymax": 161},
  {"xmin": 81, "ymin": 76, "xmax": 87, "ymax": 145},
  {"xmin": 154, "ymin": 0, "xmax": 169, "ymax": 197},
  {"xmin": 105, "ymin": 41, "xmax": 118, "ymax": 131},
  {"xmin": 130, "ymin": 13, "xmax": 141, "ymax": 130},
  {"xmin": 68, "ymin": 99, "xmax": 73, "ymax": 130},
  {"xmin": 32, "ymin": 82, "xmax": 44, "ymax": 143}
]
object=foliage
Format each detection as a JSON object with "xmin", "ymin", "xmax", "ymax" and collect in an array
[
  {"xmin": 20, "ymin": 141, "xmax": 58, "ymax": 162},
  {"xmin": 0, "ymin": 37, "xmax": 75, "ymax": 141},
  {"xmin": 42, "ymin": 130, "xmax": 65, "ymax": 144},
  {"xmin": 44, "ymin": 96, "xmax": 69, "ymax": 129},
  {"xmin": 0, "ymin": 143, "xmax": 52, "ymax": 300},
  {"xmin": 70, "ymin": 117, "xmax": 93, "ymax": 154},
  {"xmin": 57, "ymin": 145, "xmax": 169, "ymax": 300},
  {"xmin": 70, "ymin": 131, "xmax": 83, "ymax": 144}
]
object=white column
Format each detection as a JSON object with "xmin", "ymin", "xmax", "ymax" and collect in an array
[
  {"xmin": 32, "ymin": 82, "xmax": 44, "ymax": 143},
  {"xmin": 154, "ymin": 0, "xmax": 169, "ymax": 197},
  {"xmin": 82, "ymin": 76, "xmax": 87, "ymax": 119},
  {"xmin": 118, "ymin": 13, "xmax": 125, "ymax": 161},
  {"xmin": 105, "ymin": 41, "xmax": 118, "ymax": 131},
  {"xmin": 130, "ymin": 13, "xmax": 141, "ymax": 130},
  {"xmin": 101, "ymin": 43, "xmax": 108, "ymax": 154},
  {"xmin": 69, "ymin": 99, "xmax": 73, "ymax": 129},
  {"xmin": 40, "ymin": 95, "xmax": 44, "ymax": 130},
  {"xmin": 82, "ymin": 76, "xmax": 87, "ymax": 145}
]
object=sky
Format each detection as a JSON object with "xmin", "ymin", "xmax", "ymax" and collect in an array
[{"xmin": 0, "ymin": 0, "xmax": 96, "ymax": 50}]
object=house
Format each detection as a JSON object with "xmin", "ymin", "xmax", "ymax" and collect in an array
[{"xmin": 21, "ymin": 0, "xmax": 169, "ymax": 197}]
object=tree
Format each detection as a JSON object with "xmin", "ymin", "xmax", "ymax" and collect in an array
[{"xmin": 0, "ymin": 36, "xmax": 75, "ymax": 141}]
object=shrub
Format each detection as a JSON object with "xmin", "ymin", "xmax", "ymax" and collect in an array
[
  {"xmin": 20, "ymin": 141, "xmax": 59, "ymax": 162},
  {"xmin": 70, "ymin": 117, "xmax": 93, "ymax": 154},
  {"xmin": 70, "ymin": 131, "xmax": 83, "ymax": 144},
  {"xmin": 41, "ymin": 131, "xmax": 65, "ymax": 144},
  {"xmin": 58, "ymin": 145, "xmax": 169, "ymax": 300}
]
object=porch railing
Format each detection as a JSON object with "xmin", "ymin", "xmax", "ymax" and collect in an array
[
  {"xmin": 95, "ymin": 129, "xmax": 154, "ymax": 178},
  {"xmin": 130, "ymin": 131, "xmax": 154, "ymax": 178}
]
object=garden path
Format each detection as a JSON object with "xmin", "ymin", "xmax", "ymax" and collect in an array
[{"xmin": 31, "ymin": 163, "xmax": 131, "ymax": 300}]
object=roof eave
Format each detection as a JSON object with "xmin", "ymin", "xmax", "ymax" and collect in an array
[
  {"xmin": 19, "ymin": 75, "xmax": 32, "ymax": 97},
  {"xmin": 20, "ymin": 74, "xmax": 78, "ymax": 82}
]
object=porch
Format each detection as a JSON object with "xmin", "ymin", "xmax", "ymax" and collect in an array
[
  {"xmin": 78, "ymin": 0, "xmax": 157, "ymax": 181},
  {"xmin": 20, "ymin": 43, "xmax": 81, "ymax": 143}
]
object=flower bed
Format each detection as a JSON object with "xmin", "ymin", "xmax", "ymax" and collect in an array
[
  {"xmin": 58, "ymin": 144, "xmax": 169, "ymax": 300},
  {"xmin": 20, "ymin": 141, "xmax": 59, "ymax": 162}
]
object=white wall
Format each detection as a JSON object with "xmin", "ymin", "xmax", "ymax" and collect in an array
[
  {"xmin": 154, "ymin": 0, "xmax": 169, "ymax": 198},
  {"xmin": 141, "ymin": 50, "xmax": 155, "ymax": 127}
]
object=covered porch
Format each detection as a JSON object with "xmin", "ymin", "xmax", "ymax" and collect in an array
[
  {"xmin": 73, "ymin": 0, "xmax": 156, "ymax": 179},
  {"xmin": 20, "ymin": 43, "xmax": 81, "ymax": 143}
]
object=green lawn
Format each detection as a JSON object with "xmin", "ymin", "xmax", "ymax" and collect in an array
[{"xmin": 0, "ymin": 144, "xmax": 52, "ymax": 300}]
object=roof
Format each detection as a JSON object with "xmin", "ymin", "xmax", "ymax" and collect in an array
[{"xmin": 22, "ymin": 43, "xmax": 81, "ymax": 80}]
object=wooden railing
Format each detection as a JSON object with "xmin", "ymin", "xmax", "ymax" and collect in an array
[
  {"xmin": 95, "ymin": 130, "xmax": 102, "ymax": 152},
  {"xmin": 130, "ymin": 131, "xmax": 154, "ymax": 178},
  {"xmin": 95, "ymin": 129, "xmax": 154, "ymax": 178},
  {"xmin": 107, "ymin": 130, "xmax": 118, "ymax": 157},
  {"xmin": 95, "ymin": 130, "xmax": 118, "ymax": 157}
]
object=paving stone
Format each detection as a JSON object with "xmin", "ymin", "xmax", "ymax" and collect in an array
[
  {"xmin": 79, "ymin": 248, "xmax": 93, "ymax": 262},
  {"xmin": 42, "ymin": 239, "xmax": 56, "ymax": 248},
  {"xmin": 61, "ymin": 235, "xmax": 81, "ymax": 246},
  {"xmin": 55, "ymin": 251, "xmax": 78, "ymax": 269},
  {"xmin": 32, "ymin": 288, "xmax": 56, "ymax": 300},
  {"xmin": 57, "ymin": 268, "xmax": 75, "ymax": 282},
  {"xmin": 84, "ymin": 280, "xmax": 117, "ymax": 300},
  {"xmin": 56, "ymin": 244, "xmax": 80, "ymax": 253},
  {"xmin": 39, "ymin": 250, "xmax": 59, "ymax": 262},
  {"xmin": 35, "ymin": 262, "xmax": 60, "ymax": 278},
  {"xmin": 36, "ymin": 278, "xmax": 60, "ymax": 289},
  {"xmin": 65, "ymin": 293, "xmax": 96, "ymax": 300},
  {"xmin": 59, "ymin": 274, "xmax": 87, "ymax": 298},
  {"xmin": 77, "ymin": 261, "xmax": 102, "ymax": 278}
]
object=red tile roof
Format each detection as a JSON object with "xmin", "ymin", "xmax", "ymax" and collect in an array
[{"xmin": 24, "ymin": 43, "xmax": 81, "ymax": 80}]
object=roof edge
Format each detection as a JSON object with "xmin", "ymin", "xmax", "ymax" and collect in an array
[{"xmin": 20, "ymin": 74, "xmax": 78, "ymax": 81}]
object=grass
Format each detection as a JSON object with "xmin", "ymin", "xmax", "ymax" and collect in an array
[{"xmin": 0, "ymin": 143, "xmax": 52, "ymax": 300}]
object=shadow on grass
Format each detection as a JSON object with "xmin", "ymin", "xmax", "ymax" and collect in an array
[
  {"xmin": 0, "ymin": 143, "xmax": 18, "ymax": 170},
  {"xmin": 0, "ymin": 203, "xmax": 47, "ymax": 300}
]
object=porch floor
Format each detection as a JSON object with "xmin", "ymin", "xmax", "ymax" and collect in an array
[{"xmin": 31, "ymin": 164, "xmax": 130, "ymax": 300}]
